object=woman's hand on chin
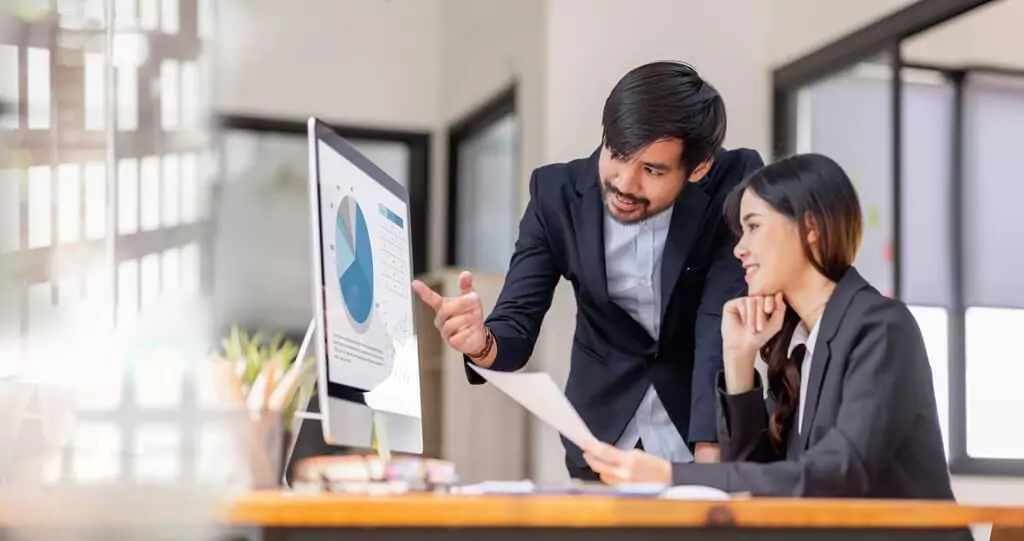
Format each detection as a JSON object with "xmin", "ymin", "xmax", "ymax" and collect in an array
[
  {"xmin": 721, "ymin": 292, "xmax": 787, "ymax": 393},
  {"xmin": 581, "ymin": 441, "xmax": 672, "ymax": 485}
]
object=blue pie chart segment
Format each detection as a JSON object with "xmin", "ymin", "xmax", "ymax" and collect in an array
[{"xmin": 336, "ymin": 195, "xmax": 374, "ymax": 328}]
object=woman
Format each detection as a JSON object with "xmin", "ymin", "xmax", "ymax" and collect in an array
[{"xmin": 582, "ymin": 153, "xmax": 954, "ymax": 499}]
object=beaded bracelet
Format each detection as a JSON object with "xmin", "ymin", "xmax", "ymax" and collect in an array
[{"xmin": 467, "ymin": 327, "xmax": 494, "ymax": 361}]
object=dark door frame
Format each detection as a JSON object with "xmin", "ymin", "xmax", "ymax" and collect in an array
[
  {"xmin": 445, "ymin": 85, "xmax": 517, "ymax": 267},
  {"xmin": 217, "ymin": 114, "xmax": 432, "ymax": 276},
  {"xmin": 771, "ymin": 0, "xmax": 1024, "ymax": 476}
]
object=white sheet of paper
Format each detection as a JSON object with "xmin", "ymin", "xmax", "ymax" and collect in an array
[
  {"xmin": 468, "ymin": 365, "xmax": 597, "ymax": 448},
  {"xmin": 659, "ymin": 485, "xmax": 731, "ymax": 500}
]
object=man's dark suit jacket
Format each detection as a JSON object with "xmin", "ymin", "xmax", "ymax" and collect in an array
[
  {"xmin": 464, "ymin": 146, "xmax": 764, "ymax": 469},
  {"xmin": 672, "ymin": 267, "xmax": 955, "ymax": 499}
]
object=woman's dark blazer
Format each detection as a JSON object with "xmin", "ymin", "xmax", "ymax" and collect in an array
[{"xmin": 671, "ymin": 267, "xmax": 954, "ymax": 499}]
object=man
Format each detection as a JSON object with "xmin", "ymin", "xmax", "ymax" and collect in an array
[{"xmin": 413, "ymin": 61, "xmax": 763, "ymax": 479}]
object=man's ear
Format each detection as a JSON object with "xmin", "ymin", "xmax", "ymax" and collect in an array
[{"xmin": 687, "ymin": 158, "xmax": 714, "ymax": 183}]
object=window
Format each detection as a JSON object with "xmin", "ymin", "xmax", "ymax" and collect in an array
[
  {"xmin": 780, "ymin": 59, "xmax": 1024, "ymax": 473},
  {"xmin": 116, "ymin": 65, "xmax": 138, "ymax": 131},
  {"xmin": 84, "ymin": 162, "xmax": 106, "ymax": 240},
  {"xmin": 117, "ymin": 158, "xmax": 139, "ymax": 234},
  {"xmin": 140, "ymin": 0, "xmax": 159, "ymax": 31},
  {"xmin": 180, "ymin": 153, "xmax": 198, "ymax": 223},
  {"xmin": 58, "ymin": 164, "xmax": 82, "ymax": 244},
  {"xmin": 181, "ymin": 61, "xmax": 199, "ymax": 128},
  {"xmin": 908, "ymin": 306, "xmax": 950, "ymax": 456},
  {"xmin": 197, "ymin": 0, "xmax": 214, "ymax": 40},
  {"xmin": 960, "ymin": 72, "xmax": 1024, "ymax": 465},
  {"xmin": 160, "ymin": 59, "xmax": 179, "ymax": 131},
  {"xmin": 964, "ymin": 307, "xmax": 1024, "ymax": 459},
  {"xmin": 28, "ymin": 166, "xmax": 52, "ymax": 249},
  {"xmin": 27, "ymin": 282, "xmax": 54, "ymax": 349},
  {"xmin": 447, "ymin": 87, "xmax": 519, "ymax": 274},
  {"xmin": 0, "ymin": 288, "xmax": 19, "ymax": 376},
  {"xmin": 140, "ymin": 252, "xmax": 161, "ymax": 309},
  {"xmin": 73, "ymin": 423, "xmax": 121, "ymax": 483},
  {"xmin": 117, "ymin": 259, "xmax": 139, "ymax": 324},
  {"xmin": 160, "ymin": 0, "xmax": 180, "ymax": 35},
  {"xmin": 2, "ymin": 0, "xmax": 218, "ymax": 485},
  {"xmin": 27, "ymin": 47, "xmax": 50, "ymax": 129},
  {"xmin": 162, "ymin": 154, "xmax": 180, "ymax": 227},
  {"xmin": 134, "ymin": 350, "xmax": 184, "ymax": 409},
  {"xmin": 140, "ymin": 155, "xmax": 161, "ymax": 231},
  {"xmin": 899, "ymin": 69, "xmax": 956, "ymax": 459},
  {"xmin": 115, "ymin": 0, "xmax": 137, "ymax": 29},
  {"xmin": 795, "ymin": 64, "xmax": 895, "ymax": 297},
  {"xmin": 133, "ymin": 424, "xmax": 182, "ymax": 482},
  {"xmin": 162, "ymin": 248, "xmax": 180, "ymax": 294},
  {"xmin": 181, "ymin": 242, "xmax": 201, "ymax": 294},
  {"xmin": 84, "ymin": 52, "xmax": 105, "ymax": 131},
  {"xmin": 0, "ymin": 169, "xmax": 19, "ymax": 253},
  {"xmin": 0, "ymin": 45, "xmax": 19, "ymax": 128}
]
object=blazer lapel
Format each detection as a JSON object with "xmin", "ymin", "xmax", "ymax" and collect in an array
[
  {"xmin": 797, "ymin": 341, "xmax": 832, "ymax": 451},
  {"xmin": 660, "ymin": 183, "xmax": 710, "ymax": 315},
  {"xmin": 569, "ymin": 151, "xmax": 609, "ymax": 306},
  {"xmin": 798, "ymin": 268, "xmax": 869, "ymax": 450}
]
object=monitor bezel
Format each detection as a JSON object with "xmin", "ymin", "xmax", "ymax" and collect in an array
[{"xmin": 306, "ymin": 116, "xmax": 420, "ymax": 409}]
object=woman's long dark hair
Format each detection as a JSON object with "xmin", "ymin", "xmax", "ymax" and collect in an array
[{"xmin": 723, "ymin": 153, "xmax": 863, "ymax": 450}]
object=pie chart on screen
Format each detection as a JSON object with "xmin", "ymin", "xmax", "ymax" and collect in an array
[{"xmin": 335, "ymin": 195, "xmax": 374, "ymax": 332}]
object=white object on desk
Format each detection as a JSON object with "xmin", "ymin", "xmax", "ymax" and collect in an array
[
  {"xmin": 659, "ymin": 485, "xmax": 731, "ymax": 500},
  {"xmin": 456, "ymin": 480, "xmax": 537, "ymax": 495},
  {"xmin": 468, "ymin": 365, "xmax": 597, "ymax": 448}
]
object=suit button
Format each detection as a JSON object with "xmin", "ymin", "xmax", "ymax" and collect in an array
[{"xmin": 638, "ymin": 277, "xmax": 648, "ymax": 286}]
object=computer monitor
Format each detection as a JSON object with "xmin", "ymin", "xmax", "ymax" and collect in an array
[{"xmin": 305, "ymin": 117, "xmax": 423, "ymax": 456}]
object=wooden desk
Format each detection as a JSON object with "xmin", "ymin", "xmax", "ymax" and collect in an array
[{"xmin": 222, "ymin": 492, "xmax": 1024, "ymax": 541}]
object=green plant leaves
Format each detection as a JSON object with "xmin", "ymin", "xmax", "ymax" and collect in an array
[{"xmin": 215, "ymin": 325, "xmax": 317, "ymax": 419}]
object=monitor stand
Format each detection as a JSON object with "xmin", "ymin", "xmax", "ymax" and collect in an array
[
  {"xmin": 282, "ymin": 317, "xmax": 318, "ymax": 486},
  {"xmin": 371, "ymin": 410, "xmax": 391, "ymax": 461},
  {"xmin": 281, "ymin": 318, "xmax": 393, "ymax": 487}
]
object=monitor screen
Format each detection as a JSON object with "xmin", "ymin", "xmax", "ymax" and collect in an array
[{"xmin": 314, "ymin": 138, "xmax": 421, "ymax": 420}]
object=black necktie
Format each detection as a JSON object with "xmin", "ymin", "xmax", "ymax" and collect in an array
[
  {"xmin": 791, "ymin": 343, "xmax": 808, "ymax": 374},
  {"xmin": 789, "ymin": 343, "xmax": 808, "ymax": 447}
]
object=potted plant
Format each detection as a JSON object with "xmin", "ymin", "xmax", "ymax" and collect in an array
[
  {"xmin": 212, "ymin": 326, "xmax": 317, "ymax": 488},
  {"xmin": 217, "ymin": 326, "xmax": 316, "ymax": 419}
]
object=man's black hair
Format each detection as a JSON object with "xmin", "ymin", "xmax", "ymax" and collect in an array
[{"xmin": 602, "ymin": 61, "xmax": 727, "ymax": 176}]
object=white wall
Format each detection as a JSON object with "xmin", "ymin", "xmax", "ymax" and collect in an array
[
  {"xmin": 903, "ymin": 0, "xmax": 1024, "ymax": 69},
  {"xmin": 215, "ymin": 0, "xmax": 442, "ymax": 129},
  {"xmin": 544, "ymin": 0, "xmax": 772, "ymax": 164},
  {"xmin": 439, "ymin": 0, "xmax": 547, "ymax": 208},
  {"xmin": 768, "ymin": 0, "xmax": 1024, "ymax": 71},
  {"xmin": 213, "ymin": 0, "xmax": 449, "ymax": 278},
  {"xmin": 767, "ymin": 0, "xmax": 916, "ymax": 66}
]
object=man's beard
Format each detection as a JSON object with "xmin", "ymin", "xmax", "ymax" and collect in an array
[{"xmin": 601, "ymin": 180, "xmax": 651, "ymax": 224}]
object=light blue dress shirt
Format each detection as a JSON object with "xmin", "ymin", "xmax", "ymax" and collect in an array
[{"xmin": 604, "ymin": 207, "xmax": 695, "ymax": 463}]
